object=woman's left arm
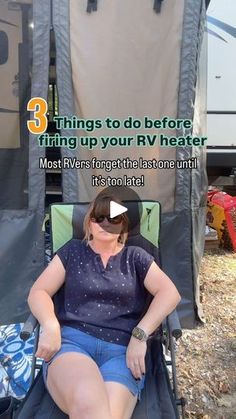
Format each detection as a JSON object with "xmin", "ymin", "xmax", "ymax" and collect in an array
[
  {"xmin": 137, "ymin": 261, "xmax": 181, "ymax": 335},
  {"xmin": 126, "ymin": 262, "xmax": 181, "ymax": 379}
]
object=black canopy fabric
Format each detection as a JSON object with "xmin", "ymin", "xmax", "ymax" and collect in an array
[{"xmin": 0, "ymin": 0, "xmax": 49, "ymax": 324}]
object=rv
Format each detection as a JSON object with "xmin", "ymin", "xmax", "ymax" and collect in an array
[{"xmin": 207, "ymin": 0, "xmax": 236, "ymax": 189}]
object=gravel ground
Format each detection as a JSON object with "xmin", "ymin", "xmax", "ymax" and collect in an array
[{"xmin": 175, "ymin": 249, "xmax": 236, "ymax": 419}]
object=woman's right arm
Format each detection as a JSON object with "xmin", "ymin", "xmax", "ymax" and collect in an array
[{"xmin": 27, "ymin": 255, "xmax": 66, "ymax": 361}]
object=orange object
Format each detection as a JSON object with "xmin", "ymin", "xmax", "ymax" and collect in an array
[{"xmin": 207, "ymin": 191, "xmax": 236, "ymax": 252}]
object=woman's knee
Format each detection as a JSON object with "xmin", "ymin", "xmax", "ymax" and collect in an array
[{"xmin": 68, "ymin": 389, "xmax": 112, "ymax": 418}]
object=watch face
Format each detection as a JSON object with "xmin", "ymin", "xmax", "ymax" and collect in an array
[{"xmin": 133, "ymin": 327, "xmax": 146, "ymax": 340}]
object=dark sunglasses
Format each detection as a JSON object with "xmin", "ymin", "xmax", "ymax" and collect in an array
[{"xmin": 90, "ymin": 214, "xmax": 124, "ymax": 225}]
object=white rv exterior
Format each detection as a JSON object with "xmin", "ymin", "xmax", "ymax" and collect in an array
[
  {"xmin": 207, "ymin": 0, "xmax": 236, "ymax": 175},
  {"xmin": 0, "ymin": 0, "xmax": 22, "ymax": 148}
]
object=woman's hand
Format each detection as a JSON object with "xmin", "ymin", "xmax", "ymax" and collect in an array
[
  {"xmin": 126, "ymin": 336, "xmax": 147, "ymax": 379},
  {"xmin": 35, "ymin": 320, "xmax": 61, "ymax": 362}
]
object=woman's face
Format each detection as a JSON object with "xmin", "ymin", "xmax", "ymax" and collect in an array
[{"xmin": 89, "ymin": 210, "xmax": 124, "ymax": 243}]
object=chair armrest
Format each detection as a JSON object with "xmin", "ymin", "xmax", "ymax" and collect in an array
[
  {"xmin": 166, "ymin": 309, "xmax": 182, "ymax": 340},
  {"xmin": 20, "ymin": 314, "xmax": 39, "ymax": 341}
]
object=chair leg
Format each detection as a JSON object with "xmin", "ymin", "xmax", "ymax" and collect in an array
[
  {"xmin": 166, "ymin": 334, "xmax": 187, "ymax": 418},
  {"xmin": 168, "ymin": 334, "xmax": 178, "ymax": 399},
  {"xmin": 29, "ymin": 324, "xmax": 40, "ymax": 388}
]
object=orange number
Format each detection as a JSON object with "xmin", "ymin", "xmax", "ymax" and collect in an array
[{"xmin": 27, "ymin": 97, "xmax": 48, "ymax": 134}]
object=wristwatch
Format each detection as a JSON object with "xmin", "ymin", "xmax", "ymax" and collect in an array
[{"xmin": 132, "ymin": 326, "xmax": 149, "ymax": 342}]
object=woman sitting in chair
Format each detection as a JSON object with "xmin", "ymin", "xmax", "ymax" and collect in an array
[{"xmin": 28, "ymin": 192, "xmax": 181, "ymax": 419}]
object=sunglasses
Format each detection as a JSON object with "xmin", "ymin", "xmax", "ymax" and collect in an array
[{"xmin": 90, "ymin": 214, "xmax": 124, "ymax": 225}]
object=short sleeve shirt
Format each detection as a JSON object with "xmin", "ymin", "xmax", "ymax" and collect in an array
[{"xmin": 55, "ymin": 239, "xmax": 154, "ymax": 346}]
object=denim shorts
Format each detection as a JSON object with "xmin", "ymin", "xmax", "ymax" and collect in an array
[{"xmin": 42, "ymin": 326, "xmax": 146, "ymax": 401}]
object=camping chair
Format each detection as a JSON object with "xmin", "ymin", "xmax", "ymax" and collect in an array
[{"xmin": 12, "ymin": 201, "xmax": 185, "ymax": 418}]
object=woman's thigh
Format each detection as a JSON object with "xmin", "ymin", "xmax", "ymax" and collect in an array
[
  {"xmin": 46, "ymin": 352, "xmax": 111, "ymax": 417},
  {"xmin": 99, "ymin": 350, "xmax": 145, "ymax": 413}
]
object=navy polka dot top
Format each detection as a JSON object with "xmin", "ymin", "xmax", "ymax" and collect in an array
[{"xmin": 54, "ymin": 239, "xmax": 154, "ymax": 346}]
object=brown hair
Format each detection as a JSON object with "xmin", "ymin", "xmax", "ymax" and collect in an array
[{"xmin": 83, "ymin": 193, "xmax": 129, "ymax": 244}]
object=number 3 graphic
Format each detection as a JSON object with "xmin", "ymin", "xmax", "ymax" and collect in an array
[{"xmin": 27, "ymin": 97, "xmax": 48, "ymax": 134}]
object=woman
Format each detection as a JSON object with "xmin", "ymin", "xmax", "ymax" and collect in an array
[{"xmin": 27, "ymin": 193, "xmax": 181, "ymax": 419}]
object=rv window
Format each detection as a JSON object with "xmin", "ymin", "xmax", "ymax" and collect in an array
[{"xmin": 0, "ymin": 31, "xmax": 8, "ymax": 65}]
